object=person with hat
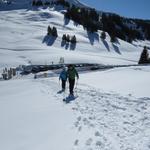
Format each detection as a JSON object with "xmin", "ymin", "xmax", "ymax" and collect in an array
[{"xmin": 67, "ymin": 64, "xmax": 79, "ymax": 96}]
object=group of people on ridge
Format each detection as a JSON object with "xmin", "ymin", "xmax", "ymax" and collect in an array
[{"xmin": 59, "ymin": 64, "xmax": 79, "ymax": 96}]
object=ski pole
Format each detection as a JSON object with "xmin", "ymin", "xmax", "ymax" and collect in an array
[
  {"xmin": 59, "ymin": 79, "xmax": 60, "ymax": 86},
  {"xmin": 66, "ymin": 79, "xmax": 69, "ymax": 93},
  {"xmin": 75, "ymin": 78, "xmax": 79, "ymax": 97},
  {"xmin": 63, "ymin": 80, "xmax": 68, "ymax": 100},
  {"xmin": 59, "ymin": 79, "xmax": 61, "ymax": 90}
]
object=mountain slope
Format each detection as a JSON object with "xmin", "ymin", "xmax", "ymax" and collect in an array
[
  {"xmin": 0, "ymin": 5, "xmax": 149, "ymax": 70},
  {"xmin": 0, "ymin": 0, "xmax": 85, "ymax": 10},
  {"xmin": 1, "ymin": 0, "xmax": 150, "ymax": 42},
  {"xmin": 0, "ymin": 0, "xmax": 31, "ymax": 10}
]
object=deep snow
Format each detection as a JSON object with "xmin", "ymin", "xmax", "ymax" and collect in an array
[
  {"xmin": 0, "ymin": 1, "xmax": 150, "ymax": 150},
  {"xmin": 0, "ymin": 68, "xmax": 150, "ymax": 150}
]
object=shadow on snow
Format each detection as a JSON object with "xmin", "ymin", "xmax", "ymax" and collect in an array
[{"xmin": 42, "ymin": 35, "xmax": 57, "ymax": 46}]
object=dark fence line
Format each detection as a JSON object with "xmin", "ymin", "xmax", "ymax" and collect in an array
[
  {"xmin": 21, "ymin": 63, "xmax": 140, "ymax": 75},
  {"xmin": 1, "ymin": 63, "xmax": 148, "ymax": 80}
]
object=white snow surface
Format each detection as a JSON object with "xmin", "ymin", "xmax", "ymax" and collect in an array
[
  {"xmin": 80, "ymin": 66, "xmax": 150, "ymax": 97},
  {"xmin": 0, "ymin": 1, "xmax": 150, "ymax": 150},
  {"xmin": 0, "ymin": 68, "xmax": 150, "ymax": 150}
]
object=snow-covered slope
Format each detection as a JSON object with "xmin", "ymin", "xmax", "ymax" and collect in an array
[
  {"xmin": 0, "ymin": 0, "xmax": 86, "ymax": 11},
  {"xmin": 0, "ymin": 0, "xmax": 31, "ymax": 10},
  {"xmin": 0, "ymin": 6, "xmax": 148, "ymax": 70},
  {"xmin": 0, "ymin": 1, "xmax": 150, "ymax": 150}
]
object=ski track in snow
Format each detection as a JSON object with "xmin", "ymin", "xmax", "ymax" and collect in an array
[{"xmin": 38, "ymin": 78, "xmax": 150, "ymax": 150}]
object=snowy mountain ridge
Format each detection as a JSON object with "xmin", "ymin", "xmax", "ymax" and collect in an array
[
  {"xmin": 1, "ymin": 0, "xmax": 150, "ymax": 42},
  {"xmin": 0, "ymin": 0, "xmax": 85, "ymax": 9}
]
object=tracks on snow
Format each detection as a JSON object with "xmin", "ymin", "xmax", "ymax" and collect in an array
[
  {"xmin": 39, "ymin": 78, "xmax": 150, "ymax": 150},
  {"xmin": 71, "ymin": 85, "xmax": 150, "ymax": 150}
]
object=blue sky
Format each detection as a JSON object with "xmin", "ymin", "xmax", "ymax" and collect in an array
[{"xmin": 80, "ymin": 0, "xmax": 150, "ymax": 20}]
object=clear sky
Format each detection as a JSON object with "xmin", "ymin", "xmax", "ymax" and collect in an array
[{"xmin": 80, "ymin": 0, "xmax": 150, "ymax": 20}]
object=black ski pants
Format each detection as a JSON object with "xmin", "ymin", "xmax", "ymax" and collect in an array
[
  {"xmin": 69, "ymin": 78, "xmax": 75, "ymax": 95},
  {"xmin": 61, "ymin": 79, "xmax": 66, "ymax": 90}
]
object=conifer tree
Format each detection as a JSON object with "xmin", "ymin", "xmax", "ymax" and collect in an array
[
  {"xmin": 47, "ymin": 25, "xmax": 52, "ymax": 35},
  {"xmin": 70, "ymin": 35, "xmax": 77, "ymax": 44},
  {"xmin": 100, "ymin": 31, "xmax": 106, "ymax": 40},
  {"xmin": 45, "ymin": 1, "xmax": 50, "ymax": 6},
  {"xmin": 36, "ymin": 0, "xmax": 43, "ymax": 6},
  {"xmin": 66, "ymin": 34, "xmax": 70, "ymax": 42},
  {"xmin": 52, "ymin": 27, "xmax": 58, "ymax": 37},
  {"xmin": 32, "ymin": 0, "xmax": 36, "ymax": 6},
  {"xmin": 62, "ymin": 34, "xmax": 67, "ymax": 41},
  {"xmin": 110, "ymin": 33, "xmax": 117, "ymax": 43},
  {"xmin": 138, "ymin": 46, "xmax": 149, "ymax": 64}
]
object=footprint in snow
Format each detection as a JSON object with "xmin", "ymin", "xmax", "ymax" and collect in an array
[
  {"xmin": 89, "ymin": 123, "xmax": 95, "ymax": 128},
  {"xmin": 83, "ymin": 118, "xmax": 89, "ymax": 125},
  {"xmin": 86, "ymin": 138, "xmax": 93, "ymax": 146},
  {"xmin": 74, "ymin": 139, "xmax": 79, "ymax": 146},
  {"xmin": 95, "ymin": 141, "xmax": 104, "ymax": 148},
  {"xmin": 72, "ymin": 107, "xmax": 78, "ymax": 111},
  {"xmin": 141, "ymin": 106, "xmax": 147, "ymax": 110},
  {"xmin": 89, "ymin": 116, "xmax": 96, "ymax": 120},
  {"xmin": 78, "ymin": 126, "xmax": 82, "ymax": 132},
  {"xmin": 77, "ymin": 116, "xmax": 82, "ymax": 121},
  {"xmin": 74, "ymin": 121, "xmax": 79, "ymax": 127},
  {"xmin": 74, "ymin": 116, "xmax": 82, "ymax": 128},
  {"xmin": 95, "ymin": 131, "xmax": 101, "ymax": 137},
  {"xmin": 96, "ymin": 141, "xmax": 102, "ymax": 146}
]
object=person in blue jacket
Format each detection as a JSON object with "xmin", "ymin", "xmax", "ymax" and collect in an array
[{"xmin": 59, "ymin": 67, "xmax": 68, "ymax": 91}]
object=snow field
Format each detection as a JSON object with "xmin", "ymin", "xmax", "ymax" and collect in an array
[
  {"xmin": 0, "ymin": 1, "xmax": 150, "ymax": 150},
  {"xmin": 1, "ymin": 66, "xmax": 150, "ymax": 150}
]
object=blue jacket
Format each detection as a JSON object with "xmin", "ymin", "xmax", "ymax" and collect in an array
[{"xmin": 59, "ymin": 70, "xmax": 67, "ymax": 81}]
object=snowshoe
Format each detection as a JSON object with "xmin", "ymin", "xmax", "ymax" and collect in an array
[{"xmin": 63, "ymin": 94, "xmax": 78, "ymax": 103}]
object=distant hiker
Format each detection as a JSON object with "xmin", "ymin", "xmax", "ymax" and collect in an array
[
  {"xmin": 67, "ymin": 64, "xmax": 79, "ymax": 96},
  {"xmin": 59, "ymin": 67, "xmax": 68, "ymax": 91}
]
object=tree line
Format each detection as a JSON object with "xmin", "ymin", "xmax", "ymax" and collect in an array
[
  {"xmin": 62, "ymin": 34, "xmax": 77, "ymax": 44},
  {"xmin": 32, "ymin": 0, "xmax": 70, "ymax": 7},
  {"xmin": 65, "ymin": 4, "xmax": 150, "ymax": 43},
  {"xmin": 65, "ymin": 5, "xmax": 101, "ymax": 33},
  {"xmin": 32, "ymin": 0, "xmax": 150, "ymax": 44},
  {"xmin": 46, "ymin": 25, "xmax": 77, "ymax": 45},
  {"xmin": 47, "ymin": 25, "xmax": 58, "ymax": 37},
  {"xmin": 101, "ymin": 14, "xmax": 150, "ymax": 43}
]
